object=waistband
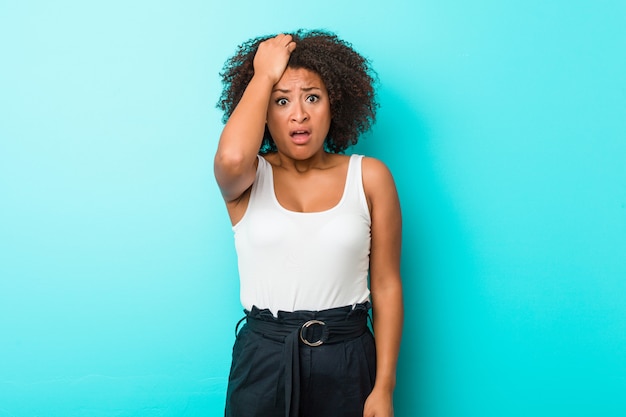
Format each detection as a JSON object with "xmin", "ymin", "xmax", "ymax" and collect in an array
[{"xmin": 237, "ymin": 302, "xmax": 371, "ymax": 417}]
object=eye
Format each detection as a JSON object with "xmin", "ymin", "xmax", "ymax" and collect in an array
[
  {"xmin": 275, "ymin": 98, "xmax": 288, "ymax": 106},
  {"xmin": 306, "ymin": 95, "xmax": 320, "ymax": 103}
]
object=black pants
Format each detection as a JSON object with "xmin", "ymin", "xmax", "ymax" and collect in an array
[{"xmin": 225, "ymin": 304, "xmax": 376, "ymax": 417}]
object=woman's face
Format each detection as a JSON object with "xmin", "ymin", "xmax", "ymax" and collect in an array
[{"xmin": 266, "ymin": 67, "xmax": 331, "ymax": 160}]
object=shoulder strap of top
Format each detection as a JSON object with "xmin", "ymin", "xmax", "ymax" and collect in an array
[
  {"xmin": 345, "ymin": 154, "xmax": 370, "ymax": 216},
  {"xmin": 249, "ymin": 155, "xmax": 273, "ymax": 205}
]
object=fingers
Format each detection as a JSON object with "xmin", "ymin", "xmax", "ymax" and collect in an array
[
  {"xmin": 253, "ymin": 34, "xmax": 297, "ymax": 83},
  {"xmin": 270, "ymin": 33, "xmax": 296, "ymax": 51}
]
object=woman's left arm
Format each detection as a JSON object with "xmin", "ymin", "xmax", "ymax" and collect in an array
[{"xmin": 362, "ymin": 157, "xmax": 404, "ymax": 417}]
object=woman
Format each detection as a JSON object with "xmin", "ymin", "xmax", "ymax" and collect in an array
[{"xmin": 215, "ymin": 29, "xmax": 403, "ymax": 417}]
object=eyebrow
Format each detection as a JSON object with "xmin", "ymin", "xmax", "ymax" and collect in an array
[{"xmin": 272, "ymin": 86, "xmax": 323, "ymax": 94}]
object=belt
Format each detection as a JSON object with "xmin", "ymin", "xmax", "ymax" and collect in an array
[{"xmin": 240, "ymin": 303, "xmax": 370, "ymax": 417}]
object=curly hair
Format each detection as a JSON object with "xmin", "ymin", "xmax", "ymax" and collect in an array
[{"xmin": 217, "ymin": 29, "xmax": 378, "ymax": 154}]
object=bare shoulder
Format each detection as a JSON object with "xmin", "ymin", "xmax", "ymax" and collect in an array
[
  {"xmin": 360, "ymin": 156, "xmax": 400, "ymax": 217},
  {"xmin": 361, "ymin": 156, "xmax": 397, "ymax": 192},
  {"xmin": 331, "ymin": 153, "xmax": 351, "ymax": 169}
]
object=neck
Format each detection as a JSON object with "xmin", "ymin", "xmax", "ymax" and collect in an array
[{"xmin": 274, "ymin": 150, "xmax": 332, "ymax": 173}]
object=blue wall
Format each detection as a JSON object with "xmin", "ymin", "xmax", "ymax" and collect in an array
[{"xmin": 1, "ymin": 1, "xmax": 625, "ymax": 416}]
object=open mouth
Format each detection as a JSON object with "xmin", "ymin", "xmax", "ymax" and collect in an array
[{"xmin": 290, "ymin": 129, "xmax": 311, "ymax": 144}]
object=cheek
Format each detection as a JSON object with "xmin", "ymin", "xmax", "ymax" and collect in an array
[
  {"xmin": 320, "ymin": 107, "xmax": 332, "ymax": 129},
  {"xmin": 265, "ymin": 110, "xmax": 280, "ymax": 130},
  {"xmin": 266, "ymin": 118, "xmax": 283, "ymax": 140},
  {"xmin": 321, "ymin": 103, "xmax": 332, "ymax": 121}
]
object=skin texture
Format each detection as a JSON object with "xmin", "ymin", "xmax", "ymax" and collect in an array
[
  {"xmin": 267, "ymin": 68, "xmax": 332, "ymax": 170},
  {"xmin": 217, "ymin": 29, "xmax": 377, "ymax": 154},
  {"xmin": 214, "ymin": 33, "xmax": 403, "ymax": 417}
]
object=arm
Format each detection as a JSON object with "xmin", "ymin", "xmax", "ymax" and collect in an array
[
  {"xmin": 362, "ymin": 157, "xmax": 404, "ymax": 417},
  {"xmin": 214, "ymin": 34, "xmax": 296, "ymax": 202}
]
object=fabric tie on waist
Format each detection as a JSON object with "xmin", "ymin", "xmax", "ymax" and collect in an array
[{"xmin": 241, "ymin": 303, "xmax": 371, "ymax": 417}]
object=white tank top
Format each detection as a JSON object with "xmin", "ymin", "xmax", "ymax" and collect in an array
[{"xmin": 233, "ymin": 154, "xmax": 372, "ymax": 315}]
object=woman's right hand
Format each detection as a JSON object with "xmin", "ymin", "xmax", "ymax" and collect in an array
[
  {"xmin": 215, "ymin": 35, "xmax": 296, "ymax": 205},
  {"xmin": 253, "ymin": 34, "xmax": 296, "ymax": 84}
]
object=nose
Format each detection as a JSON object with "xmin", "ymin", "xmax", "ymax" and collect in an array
[{"xmin": 290, "ymin": 102, "xmax": 309, "ymax": 123}]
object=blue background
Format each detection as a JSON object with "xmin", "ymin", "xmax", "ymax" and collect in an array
[{"xmin": 1, "ymin": 1, "xmax": 625, "ymax": 416}]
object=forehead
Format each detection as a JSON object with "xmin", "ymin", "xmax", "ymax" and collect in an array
[{"xmin": 273, "ymin": 67, "xmax": 327, "ymax": 91}]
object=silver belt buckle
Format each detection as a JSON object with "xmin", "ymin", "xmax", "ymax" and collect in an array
[{"xmin": 299, "ymin": 319, "xmax": 326, "ymax": 347}]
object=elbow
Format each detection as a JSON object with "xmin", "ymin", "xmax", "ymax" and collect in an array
[{"xmin": 214, "ymin": 148, "xmax": 248, "ymax": 177}]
